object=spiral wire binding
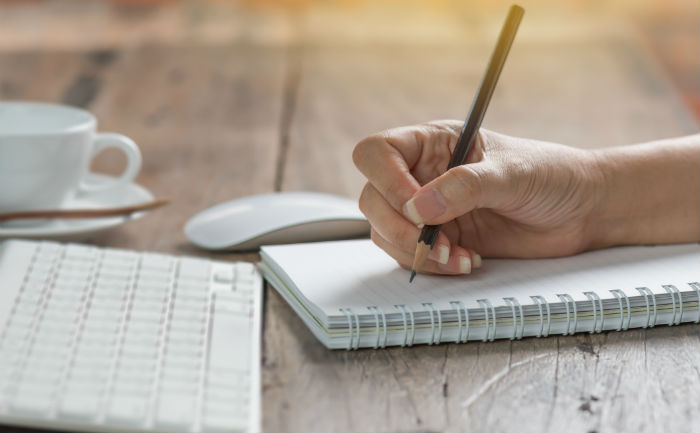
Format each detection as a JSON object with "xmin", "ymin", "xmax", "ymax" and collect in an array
[
  {"xmin": 477, "ymin": 299, "xmax": 496, "ymax": 342},
  {"xmin": 556, "ymin": 294, "xmax": 577, "ymax": 335},
  {"xmin": 609, "ymin": 290, "xmax": 631, "ymax": 331},
  {"xmin": 503, "ymin": 297, "xmax": 524, "ymax": 340},
  {"xmin": 583, "ymin": 291, "xmax": 603, "ymax": 333},
  {"xmin": 635, "ymin": 287, "xmax": 657, "ymax": 328},
  {"xmin": 340, "ymin": 308, "xmax": 361, "ymax": 350},
  {"xmin": 367, "ymin": 306, "xmax": 388, "ymax": 349},
  {"xmin": 662, "ymin": 285, "xmax": 683, "ymax": 325},
  {"xmin": 689, "ymin": 282, "xmax": 700, "ymax": 323},
  {"xmin": 394, "ymin": 304, "xmax": 415, "ymax": 347},
  {"xmin": 530, "ymin": 295, "xmax": 551, "ymax": 337},
  {"xmin": 342, "ymin": 281, "xmax": 700, "ymax": 349},
  {"xmin": 422, "ymin": 303, "xmax": 443, "ymax": 345},
  {"xmin": 394, "ymin": 305, "xmax": 408, "ymax": 347},
  {"xmin": 340, "ymin": 308, "xmax": 354, "ymax": 351},
  {"xmin": 449, "ymin": 301, "xmax": 470, "ymax": 343}
]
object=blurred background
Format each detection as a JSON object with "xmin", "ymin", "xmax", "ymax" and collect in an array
[
  {"xmin": 0, "ymin": 0, "xmax": 697, "ymax": 209},
  {"xmin": 0, "ymin": 0, "xmax": 696, "ymax": 114}
]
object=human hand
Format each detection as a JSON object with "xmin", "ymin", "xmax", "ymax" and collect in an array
[{"xmin": 352, "ymin": 120, "xmax": 605, "ymax": 275}]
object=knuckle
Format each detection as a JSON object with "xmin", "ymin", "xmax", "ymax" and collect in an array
[
  {"xmin": 448, "ymin": 165, "xmax": 483, "ymax": 199},
  {"xmin": 352, "ymin": 134, "xmax": 382, "ymax": 169},
  {"xmin": 358, "ymin": 183, "xmax": 372, "ymax": 216},
  {"xmin": 370, "ymin": 228, "xmax": 381, "ymax": 244}
]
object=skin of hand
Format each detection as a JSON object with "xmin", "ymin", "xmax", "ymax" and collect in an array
[{"xmin": 352, "ymin": 120, "xmax": 700, "ymax": 275}]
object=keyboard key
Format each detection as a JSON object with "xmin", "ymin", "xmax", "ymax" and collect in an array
[
  {"xmin": 23, "ymin": 354, "xmax": 68, "ymax": 375},
  {"xmin": 206, "ymin": 387, "xmax": 249, "ymax": 407},
  {"xmin": 178, "ymin": 258, "xmax": 210, "ymax": 280},
  {"xmin": 11, "ymin": 387, "xmax": 53, "ymax": 416},
  {"xmin": 140, "ymin": 253, "xmax": 172, "ymax": 269},
  {"xmin": 165, "ymin": 344, "xmax": 203, "ymax": 360},
  {"xmin": 112, "ymin": 379, "xmax": 152, "ymax": 399},
  {"xmin": 169, "ymin": 319, "xmax": 206, "ymax": 336},
  {"xmin": 161, "ymin": 355, "xmax": 201, "ymax": 372},
  {"xmin": 82, "ymin": 319, "xmax": 121, "ymax": 336},
  {"xmin": 208, "ymin": 292, "xmax": 251, "ymax": 372},
  {"xmin": 154, "ymin": 394, "xmax": 197, "ymax": 430},
  {"xmin": 161, "ymin": 365, "xmax": 200, "ymax": 387},
  {"xmin": 78, "ymin": 335, "xmax": 115, "ymax": 353},
  {"xmin": 105, "ymin": 394, "xmax": 148, "ymax": 425},
  {"xmin": 172, "ymin": 290, "xmax": 209, "ymax": 305},
  {"xmin": 137, "ymin": 273, "xmax": 171, "ymax": 287},
  {"xmin": 123, "ymin": 331, "xmax": 160, "ymax": 348},
  {"xmin": 207, "ymin": 368, "xmax": 249, "ymax": 386},
  {"xmin": 171, "ymin": 308, "xmax": 206, "ymax": 324},
  {"xmin": 203, "ymin": 402, "xmax": 248, "ymax": 433},
  {"xmin": 92, "ymin": 289, "xmax": 128, "ymax": 303},
  {"xmin": 175, "ymin": 281, "xmax": 208, "ymax": 295},
  {"xmin": 167, "ymin": 332, "xmax": 204, "ymax": 349},
  {"xmin": 93, "ymin": 279, "xmax": 130, "ymax": 292},
  {"xmin": 33, "ymin": 329, "xmax": 74, "ymax": 348},
  {"xmin": 89, "ymin": 298, "xmax": 127, "ymax": 313},
  {"xmin": 132, "ymin": 290, "xmax": 167, "ymax": 303},
  {"xmin": 130, "ymin": 298, "xmax": 165, "ymax": 314},
  {"xmin": 59, "ymin": 390, "xmax": 101, "ymax": 421},
  {"xmin": 205, "ymin": 399, "xmax": 248, "ymax": 416},
  {"xmin": 213, "ymin": 268, "xmax": 234, "ymax": 284},
  {"xmin": 114, "ymin": 370, "xmax": 154, "ymax": 389},
  {"xmin": 72, "ymin": 356, "xmax": 112, "ymax": 376},
  {"xmin": 129, "ymin": 308, "xmax": 164, "ymax": 325},
  {"xmin": 5, "ymin": 313, "xmax": 35, "ymax": 330},
  {"xmin": 121, "ymin": 343, "xmax": 159, "ymax": 360}
]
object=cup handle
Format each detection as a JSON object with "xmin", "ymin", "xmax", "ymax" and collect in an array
[{"xmin": 78, "ymin": 132, "xmax": 142, "ymax": 193}]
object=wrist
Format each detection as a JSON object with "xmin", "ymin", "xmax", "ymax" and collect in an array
[
  {"xmin": 582, "ymin": 136, "xmax": 700, "ymax": 249},
  {"xmin": 583, "ymin": 148, "xmax": 632, "ymax": 249}
]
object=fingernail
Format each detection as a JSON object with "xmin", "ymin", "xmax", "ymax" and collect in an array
[
  {"xmin": 429, "ymin": 244, "xmax": 450, "ymax": 264},
  {"xmin": 402, "ymin": 188, "xmax": 447, "ymax": 225},
  {"xmin": 459, "ymin": 256, "xmax": 472, "ymax": 274},
  {"xmin": 403, "ymin": 199, "xmax": 422, "ymax": 225},
  {"xmin": 473, "ymin": 253, "xmax": 482, "ymax": 268}
]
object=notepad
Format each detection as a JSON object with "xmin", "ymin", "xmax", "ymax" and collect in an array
[{"xmin": 259, "ymin": 240, "xmax": 700, "ymax": 350}]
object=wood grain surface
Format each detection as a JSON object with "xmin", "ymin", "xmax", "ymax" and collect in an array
[{"xmin": 0, "ymin": 1, "xmax": 698, "ymax": 432}]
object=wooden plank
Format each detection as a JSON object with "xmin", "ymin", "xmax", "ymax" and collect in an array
[
  {"xmin": 0, "ymin": 50, "xmax": 94, "ymax": 102},
  {"xmin": 0, "ymin": 0, "xmax": 293, "ymax": 51},
  {"xmin": 84, "ymin": 43, "xmax": 285, "ymax": 257},
  {"xmin": 267, "ymin": 20, "xmax": 700, "ymax": 433}
]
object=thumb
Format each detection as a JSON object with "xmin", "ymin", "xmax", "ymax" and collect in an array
[{"xmin": 402, "ymin": 162, "xmax": 506, "ymax": 225}]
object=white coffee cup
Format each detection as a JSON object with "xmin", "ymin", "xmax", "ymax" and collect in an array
[{"xmin": 0, "ymin": 101, "xmax": 142, "ymax": 213}]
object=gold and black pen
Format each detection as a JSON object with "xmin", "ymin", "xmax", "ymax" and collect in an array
[{"xmin": 409, "ymin": 5, "xmax": 524, "ymax": 282}]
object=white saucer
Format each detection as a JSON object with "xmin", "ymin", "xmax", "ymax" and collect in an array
[{"xmin": 0, "ymin": 173, "xmax": 154, "ymax": 242}]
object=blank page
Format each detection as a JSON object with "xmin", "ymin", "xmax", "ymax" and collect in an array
[{"xmin": 261, "ymin": 240, "xmax": 699, "ymax": 316}]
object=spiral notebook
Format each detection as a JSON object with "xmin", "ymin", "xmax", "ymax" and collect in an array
[{"xmin": 259, "ymin": 240, "xmax": 699, "ymax": 350}]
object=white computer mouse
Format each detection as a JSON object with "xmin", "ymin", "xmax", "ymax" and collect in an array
[{"xmin": 184, "ymin": 191, "xmax": 370, "ymax": 251}]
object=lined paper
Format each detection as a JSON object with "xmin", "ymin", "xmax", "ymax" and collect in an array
[{"xmin": 261, "ymin": 240, "xmax": 699, "ymax": 316}]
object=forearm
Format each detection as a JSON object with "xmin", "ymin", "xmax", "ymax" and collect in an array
[{"xmin": 586, "ymin": 135, "xmax": 700, "ymax": 248}]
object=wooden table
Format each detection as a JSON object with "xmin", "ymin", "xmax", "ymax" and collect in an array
[{"xmin": 0, "ymin": 1, "xmax": 698, "ymax": 432}]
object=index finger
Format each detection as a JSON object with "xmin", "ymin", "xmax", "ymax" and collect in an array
[{"xmin": 352, "ymin": 126, "xmax": 426, "ymax": 213}]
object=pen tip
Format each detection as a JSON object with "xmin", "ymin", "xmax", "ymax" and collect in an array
[{"xmin": 409, "ymin": 270, "xmax": 416, "ymax": 283}]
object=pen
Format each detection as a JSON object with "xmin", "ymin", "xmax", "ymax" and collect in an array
[{"xmin": 409, "ymin": 4, "xmax": 524, "ymax": 282}]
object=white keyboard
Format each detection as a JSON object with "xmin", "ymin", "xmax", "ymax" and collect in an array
[{"xmin": 0, "ymin": 239, "xmax": 262, "ymax": 433}]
